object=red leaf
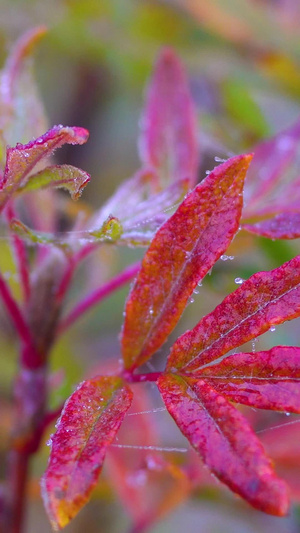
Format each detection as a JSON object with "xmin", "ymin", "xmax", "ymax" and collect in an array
[
  {"xmin": 157, "ymin": 373, "xmax": 289, "ymax": 516},
  {"xmin": 0, "ymin": 125, "xmax": 89, "ymax": 211},
  {"xmin": 139, "ymin": 48, "xmax": 199, "ymax": 187},
  {"xmin": 243, "ymin": 119, "xmax": 300, "ymax": 218},
  {"xmin": 167, "ymin": 254, "xmax": 300, "ymax": 373},
  {"xmin": 199, "ymin": 346, "xmax": 300, "ymax": 412},
  {"xmin": 243, "ymin": 213, "xmax": 300, "ymax": 239},
  {"xmin": 121, "ymin": 154, "xmax": 252, "ymax": 371},
  {"xmin": 41, "ymin": 376, "xmax": 133, "ymax": 530},
  {"xmin": 261, "ymin": 421, "xmax": 300, "ymax": 502}
]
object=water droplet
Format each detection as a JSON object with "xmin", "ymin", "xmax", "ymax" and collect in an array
[
  {"xmin": 285, "ymin": 412, "xmax": 291, "ymax": 416},
  {"xmin": 149, "ymin": 308, "xmax": 154, "ymax": 315},
  {"xmin": 189, "ymin": 297, "xmax": 195, "ymax": 304},
  {"xmin": 46, "ymin": 434, "xmax": 53, "ymax": 446},
  {"xmin": 251, "ymin": 338, "xmax": 258, "ymax": 353},
  {"xmin": 270, "ymin": 325, "xmax": 276, "ymax": 332},
  {"xmin": 197, "ymin": 280, "xmax": 203, "ymax": 287},
  {"xmin": 214, "ymin": 156, "xmax": 226, "ymax": 163},
  {"xmin": 205, "ymin": 170, "xmax": 211, "ymax": 175},
  {"xmin": 220, "ymin": 255, "xmax": 234, "ymax": 261},
  {"xmin": 234, "ymin": 277, "xmax": 244, "ymax": 285},
  {"xmin": 193, "ymin": 288, "xmax": 199, "ymax": 294}
]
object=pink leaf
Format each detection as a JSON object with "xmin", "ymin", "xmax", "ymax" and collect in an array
[
  {"xmin": 0, "ymin": 125, "xmax": 89, "ymax": 212},
  {"xmin": 121, "ymin": 154, "xmax": 252, "ymax": 371},
  {"xmin": 41, "ymin": 376, "xmax": 133, "ymax": 530},
  {"xmin": 89, "ymin": 168, "xmax": 189, "ymax": 246},
  {"xmin": 167, "ymin": 255, "xmax": 300, "ymax": 373},
  {"xmin": 0, "ymin": 27, "xmax": 48, "ymax": 154},
  {"xmin": 199, "ymin": 346, "xmax": 300, "ymax": 412},
  {"xmin": 139, "ymin": 48, "xmax": 199, "ymax": 187},
  {"xmin": 243, "ymin": 212, "xmax": 300, "ymax": 239},
  {"xmin": 157, "ymin": 373, "xmax": 289, "ymax": 516},
  {"xmin": 243, "ymin": 119, "xmax": 300, "ymax": 217}
]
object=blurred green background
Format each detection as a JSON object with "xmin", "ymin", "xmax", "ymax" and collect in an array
[{"xmin": 1, "ymin": 1, "xmax": 300, "ymax": 532}]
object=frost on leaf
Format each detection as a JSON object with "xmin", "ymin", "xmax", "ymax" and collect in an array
[
  {"xmin": 0, "ymin": 125, "xmax": 89, "ymax": 212},
  {"xmin": 242, "ymin": 118, "xmax": 300, "ymax": 239},
  {"xmin": 139, "ymin": 48, "xmax": 199, "ymax": 188},
  {"xmin": 243, "ymin": 212, "xmax": 300, "ymax": 240},
  {"xmin": 41, "ymin": 376, "xmax": 133, "ymax": 530},
  {"xmin": 18, "ymin": 164, "xmax": 90, "ymax": 200},
  {"xmin": 0, "ymin": 26, "xmax": 48, "ymax": 163},
  {"xmin": 88, "ymin": 168, "xmax": 188, "ymax": 247},
  {"xmin": 121, "ymin": 154, "xmax": 252, "ymax": 371},
  {"xmin": 199, "ymin": 346, "xmax": 300, "ymax": 412},
  {"xmin": 157, "ymin": 374, "xmax": 289, "ymax": 516},
  {"xmin": 167, "ymin": 254, "xmax": 300, "ymax": 373}
]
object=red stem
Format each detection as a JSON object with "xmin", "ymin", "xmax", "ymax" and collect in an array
[
  {"xmin": 58, "ymin": 260, "xmax": 141, "ymax": 334},
  {"xmin": 0, "ymin": 273, "xmax": 32, "ymax": 347},
  {"xmin": 55, "ymin": 243, "xmax": 97, "ymax": 305},
  {"xmin": 6, "ymin": 204, "xmax": 30, "ymax": 302},
  {"xmin": 122, "ymin": 371, "xmax": 162, "ymax": 383}
]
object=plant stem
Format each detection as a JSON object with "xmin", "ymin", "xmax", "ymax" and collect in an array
[
  {"xmin": 6, "ymin": 204, "xmax": 30, "ymax": 302},
  {"xmin": 122, "ymin": 371, "xmax": 162, "ymax": 383},
  {"xmin": 55, "ymin": 243, "xmax": 97, "ymax": 305},
  {"xmin": 0, "ymin": 273, "xmax": 32, "ymax": 347},
  {"xmin": 6, "ymin": 449, "xmax": 30, "ymax": 533},
  {"xmin": 4, "ymin": 363, "xmax": 47, "ymax": 533},
  {"xmin": 59, "ymin": 260, "xmax": 141, "ymax": 334}
]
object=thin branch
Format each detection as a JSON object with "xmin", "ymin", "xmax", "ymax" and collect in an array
[
  {"xmin": 55, "ymin": 243, "xmax": 97, "ymax": 305},
  {"xmin": 59, "ymin": 260, "xmax": 141, "ymax": 334},
  {"xmin": 0, "ymin": 273, "xmax": 32, "ymax": 347},
  {"xmin": 6, "ymin": 204, "xmax": 30, "ymax": 302}
]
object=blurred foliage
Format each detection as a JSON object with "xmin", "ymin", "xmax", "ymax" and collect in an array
[{"xmin": 0, "ymin": 1, "xmax": 300, "ymax": 532}]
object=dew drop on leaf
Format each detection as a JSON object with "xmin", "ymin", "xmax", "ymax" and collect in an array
[{"xmin": 234, "ymin": 277, "xmax": 244, "ymax": 285}]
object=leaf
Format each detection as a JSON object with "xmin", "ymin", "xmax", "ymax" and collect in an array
[
  {"xmin": 243, "ymin": 213, "xmax": 300, "ymax": 240},
  {"xmin": 243, "ymin": 119, "xmax": 300, "ymax": 218},
  {"xmin": 261, "ymin": 420, "xmax": 300, "ymax": 502},
  {"xmin": 41, "ymin": 376, "xmax": 133, "ymax": 531},
  {"xmin": 139, "ymin": 48, "xmax": 199, "ymax": 187},
  {"xmin": 10, "ymin": 215, "xmax": 124, "ymax": 250},
  {"xmin": 167, "ymin": 254, "xmax": 300, "ymax": 373},
  {"xmin": 157, "ymin": 373, "xmax": 289, "ymax": 516},
  {"xmin": 0, "ymin": 125, "xmax": 89, "ymax": 212},
  {"xmin": 121, "ymin": 154, "xmax": 253, "ymax": 371},
  {"xmin": 0, "ymin": 27, "xmax": 48, "ymax": 158},
  {"xmin": 199, "ymin": 346, "xmax": 300, "ymax": 412},
  {"xmin": 89, "ymin": 168, "xmax": 189, "ymax": 247},
  {"xmin": 18, "ymin": 164, "xmax": 90, "ymax": 200},
  {"xmin": 9, "ymin": 219, "xmax": 70, "ymax": 249}
]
